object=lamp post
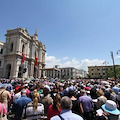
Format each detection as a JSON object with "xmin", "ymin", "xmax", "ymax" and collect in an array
[{"xmin": 110, "ymin": 51, "xmax": 116, "ymax": 80}]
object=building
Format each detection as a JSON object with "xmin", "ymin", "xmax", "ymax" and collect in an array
[
  {"xmin": 77, "ymin": 69, "xmax": 87, "ymax": 78},
  {"xmin": 45, "ymin": 66, "xmax": 78, "ymax": 79},
  {"xmin": 88, "ymin": 65, "xmax": 120, "ymax": 79},
  {"xmin": 0, "ymin": 41, "xmax": 6, "ymax": 77},
  {"xmin": 0, "ymin": 27, "xmax": 46, "ymax": 79}
]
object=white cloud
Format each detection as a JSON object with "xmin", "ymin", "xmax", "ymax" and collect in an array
[
  {"xmin": 45, "ymin": 54, "xmax": 104, "ymax": 71},
  {"xmin": 62, "ymin": 57, "xmax": 68, "ymax": 60},
  {"xmin": 115, "ymin": 55, "xmax": 120, "ymax": 59}
]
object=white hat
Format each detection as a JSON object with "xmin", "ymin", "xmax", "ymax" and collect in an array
[{"xmin": 102, "ymin": 100, "xmax": 120, "ymax": 115}]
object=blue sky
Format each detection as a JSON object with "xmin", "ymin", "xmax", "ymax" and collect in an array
[{"xmin": 1, "ymin": 0, "xmax": 120, "ymax": 71}]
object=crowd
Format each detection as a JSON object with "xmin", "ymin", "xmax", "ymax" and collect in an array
[{"xmin": 0, "ymin": 78, "xmax": 119, "ymax": 120}]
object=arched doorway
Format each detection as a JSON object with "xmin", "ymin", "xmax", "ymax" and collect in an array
[{"xmin": 6, "ymin": 64, "xmax": 11, "ymax": 79}]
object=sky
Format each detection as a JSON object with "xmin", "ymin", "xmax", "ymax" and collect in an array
[{"xmin": 1, "ymin": 0, "xmax": 120, "ymax": 71}]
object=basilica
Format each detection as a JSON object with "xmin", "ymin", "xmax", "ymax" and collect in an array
[{"xmin": 0, "ymin": 27, "xmax": 46, "ymax": 79}]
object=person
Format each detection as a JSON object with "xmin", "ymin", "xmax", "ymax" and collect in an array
[
  {"xmin": 22, "ymin": 91, "xmax": 44, "ymax": 120},
  {"xmin": 117, "ymin": 92, "xmax": 120, "ymax": 109},
  {"xmin": 95, "ymin": 89, "xmax": 107, "ymax": 110},
  {"xmin": 79, "ymin": 90, "xmax": 94, "ymax": 120},
  {"xmin": 90, "ymin": 85, "xmax": 97, "ymax": 99},
  {"xmin": 109, "ymin": 89, "xmax": 117, "ymax": 102},
  {"xmin": 50, "ymin": 96, "xmax": 83, "ymax": 120},
  {"xmin": 0, "ymin": 85, "xmax": 11, "ymax": 109},
  {"xmin": 0, "ymin": 102, "xmax": 7, "ymax": 120},
  {"xmin": 67, "ymin": 90, "xmax": 81, "ymax": 115},
  {"xmin": 47, "ymin": 94, "xmax": 61, "ymax": 120},
  {"xmin": 101, "ymin": 100, "xmax": 120, "ymax": 120},
  {"xmin": 12, "ymin": 89, "xmax": 32, "ymax": 120},
  {"xmin": 41, "ymin": 87, "xmax": 53, "ymax": 116}
]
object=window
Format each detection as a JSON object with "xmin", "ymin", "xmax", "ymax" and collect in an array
[
  {"xmin": 0, "ymin": 48, "xmax": 3, "ymax": 54},
  {"xmin": 10, "ymin": 43, "xmax": 13, "ymax": 52},
  {"xmin": 22, "ymin": 44, "xmax": 25, "ymax": 53},
  {"xmin": 91, "ymin": 69, "xmax": 93, "ymax": 71},
  {"xmin": 92, "ymin": 73, "xmax": 94, "ymax": 75}
]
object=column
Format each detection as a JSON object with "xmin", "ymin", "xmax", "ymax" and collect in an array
[{"xmin": 30, "ymin": 62, "xmax": 34, "ymax": 78}]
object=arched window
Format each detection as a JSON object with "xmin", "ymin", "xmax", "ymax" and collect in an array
[
  {"xmin": 22, "ymin": 44, "xmax": 25, "ymax": 53},
  {"xmin": 10, "ymin": 43, "xmax": 13, "ymax": 52}
]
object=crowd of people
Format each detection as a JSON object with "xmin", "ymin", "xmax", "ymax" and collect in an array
[{"xmin": 0, "ymin": 78, "xmax": 119, "ymax": 120}]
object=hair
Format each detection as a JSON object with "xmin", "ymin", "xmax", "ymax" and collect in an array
[
  {"xmin": 32, "ymin": 91, "xmax": 40, "ymax": 111},
  {"xmin": 68, "ymin": 90, "xmax": 76, "ymax": 98},
  {"xmin": 109, "ymin": 89, "xmax": 116, "ymax": 95},
  {"xmin": 0, "ymin": 85, "xmax": 6, "ymax": 89},
  {"xmin": 61, "ymin": 96, "xmax": 72, "ymax": 110},
  {"xmin": 43, "ymin": 87, "xmax": 49, "ymax": 96},
  {"xmin": 97, "ymin": 89, "xmax": 104, "ymax": 96},
  {"xmin": 21, "ymin": 89, "xmax": 26, "ymax": 95},
  {"xmin": 53, "ymin": 94, "xmax": 61, "ymax": 111}
]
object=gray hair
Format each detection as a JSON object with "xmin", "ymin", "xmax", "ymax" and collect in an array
[
  {"xmin": 61, "ymin": 96, "xmax": 72, "ymax": 110},
  {"xmin": 21, "ymin": 89, "xmax": 26, "ymax": 95},
  {"xmin": 0, "ymin": 85, "xmax": 6, "ymax": 89}
]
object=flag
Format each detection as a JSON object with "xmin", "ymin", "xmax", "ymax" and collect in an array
[
  {"xmin": 34, "ymin": 57, "xmax": 38, "ymax": 66},
  {"xmin": 22, "ymin": 53, "xmax": 25, "ymax": 63}
]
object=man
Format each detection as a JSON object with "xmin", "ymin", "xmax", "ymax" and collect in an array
[
  {"xmin": 0, "ymin": 85, "xmax": 11, "ymax": 109},
  {"xmin": 12, "ymin": 89, "xmax": 32, "ymax": 120},
  {"xmin": 50, "ymin": 96, "xmax": 83, "ymax": 120},
  {"xmin": 79, "ymin": 90, "xmax": 94, "ymax": 120},
  {"xmin": 41, "ymin": 87, "xmax": 53, "ymax": 116}
]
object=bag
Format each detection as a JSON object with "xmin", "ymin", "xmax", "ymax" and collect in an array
[{"xmin": 0, "ymin": 104, "xmax": 7, "ymax": 120}]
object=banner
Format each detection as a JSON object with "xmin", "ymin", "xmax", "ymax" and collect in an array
[
  {"xmin": 34, "ymin": 57, "xmax": 38, "ymax": 66},
  {"xmin": 22, "ymin": 53, "xmax": 25, "ymax": 63}
]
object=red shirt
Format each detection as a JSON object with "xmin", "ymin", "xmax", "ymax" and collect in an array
[{"xmin": 47, "ymin": 104, "xmax": 61, "ymax": 120}]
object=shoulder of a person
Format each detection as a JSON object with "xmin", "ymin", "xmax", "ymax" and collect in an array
[{"xmin": 50, "ymin": 115, "xmax": 60, "ymax": 120}]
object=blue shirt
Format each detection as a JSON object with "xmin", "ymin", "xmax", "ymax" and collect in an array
[
  {"xmin": 50, "ymin": 110, "xmax": 83, "ymax": 120},
  {"xmin": 12, "ymin": 95, "xmax": 32, "ymax": 119},
  {"xmin": 79, "ymin": 94, "xmax": 93, "ymax": 112}
]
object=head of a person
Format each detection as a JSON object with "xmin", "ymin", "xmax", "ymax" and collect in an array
[
  {"xmin": 102, "ymin": 100, "xmax": 120, "ymax": 116},
  {"xmin": 80, "ymin": 89, "xmax": 86, "ymax": 96},
  {"xmin": 0, "ymin": 85, "xmax": 6, "ymax": 90},
  {"xmin": 33, "ymin": 91, "xmax": 40, "ymax": 111},
  {"xmin": 61, "ymin": 96, "xmax": 72, "ymax": 110},
  {"xmin": 68, "ymin": 90, "xmax": 76, "ymax": 98},
  {"xmin": 43, "ymin": 87, "xmax": 49, "ymax": 96},
  {"xmin": 96, "ymin": 89, "xmax": 104, "ymax": 97},
  {"xmin": 21, "ymin": 89, "xmax": 26, "ymax": 95}
]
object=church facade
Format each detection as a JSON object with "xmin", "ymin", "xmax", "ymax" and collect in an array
[{"xmin": 0, "ymin": 27, "xmax": 46, "ymax": 79}]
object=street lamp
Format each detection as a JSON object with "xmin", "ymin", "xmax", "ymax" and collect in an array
[
  {"xmin": 110, "ymin": 51, "xmax": 116, "ymax": 80},
  {"xmin": 117, "ymin": 49, "xmax": 120, "ymax": 54}
]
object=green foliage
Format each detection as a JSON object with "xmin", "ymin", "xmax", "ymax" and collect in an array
[{"xmin": 107, "ymin": 67, "xmax": 120, "ymax": 79}]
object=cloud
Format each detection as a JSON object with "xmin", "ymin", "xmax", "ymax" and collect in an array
[
  {"xmin": 45, "ymin": 54, "xmax": 104, "ymax": 71},
  {"xmin": 115, "ymin": 55, "xmax": 120, "ymax": 59},
  {"xmin": 62, "ymin": 57, "xmax": 68, "ymax": 60}
]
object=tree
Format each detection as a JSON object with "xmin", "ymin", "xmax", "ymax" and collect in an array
[{"xmin": 107, "ymin": 67, "xmax": 120, "ymax": 79}]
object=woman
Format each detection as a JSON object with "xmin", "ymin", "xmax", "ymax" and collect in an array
[
  {"xmin": 22, "ymin": 91, "xmax": 44, "ymax": 120},
  {"xmin": 47, "ymin": 94, "xmax": 61, "ymax": 120},
  {"xmin": 95, "ymin": 89, "xmax": 107, "ymax": 110},
  {"xmin": 0, "ymin": 102, "xmax": 7, "ymax": 120},
  {"xmin": 109, "ymin": 89, "xmax": 117, "ymax": 102},
  {"xmin": 68, "ymin": 90, "xmax": 81, "ymax": 115}
]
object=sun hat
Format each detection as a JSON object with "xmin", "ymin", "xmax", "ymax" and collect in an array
[{"xmin": 102, "ymin": 100, "xmax": 120, "ymax": 115}]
